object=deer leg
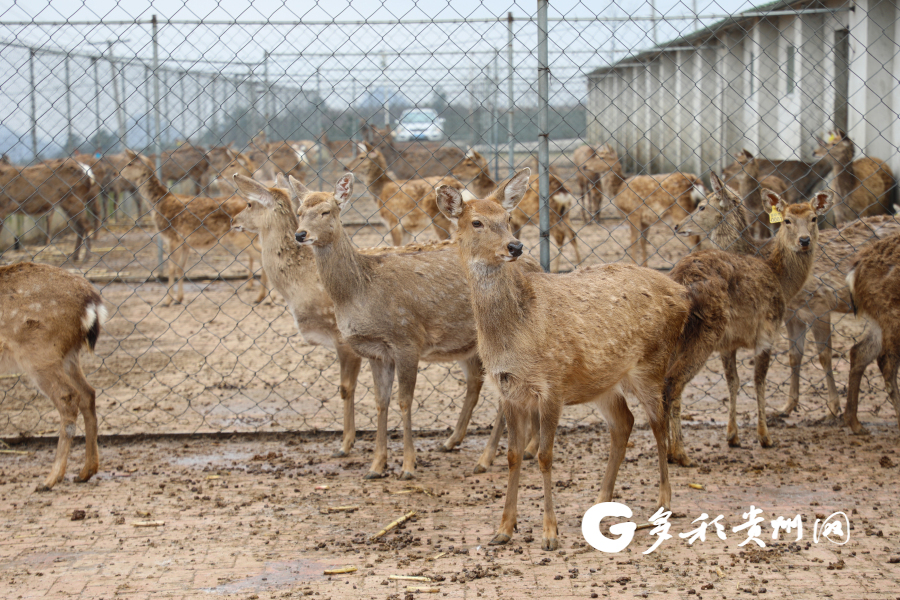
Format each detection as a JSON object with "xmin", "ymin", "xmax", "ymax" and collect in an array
[
  {"xmin": 175, "ymin": 244, "xmax": 189, "ymax": 305},
  {"xmin": 254, "ymin": 266, "xmax": 268, "ymax": 304},
  {"xmin": 812, "ymin": 316, "xmax": 841, "ymax": 420},
  {"xmin": 490, "ymin": 403, "xmax": 527, "ymax": 546},
  {"xmin": 876, "ymin": 351, "xmax": 900, "ymax": 429},
  {"xmin": 31, "ymin": 366, "xmax": 79, "ymax": 491},
  {"xmin": 67, "ymin": 358, "xmax": 99, "ymax": 483},
  {"xmin": 245, "ymin": 254, "xmax": 255, "ymax": 290},
  {"xmin": 753, "ymin": 349, "xmax": 774, "ymax": 448},
  {"xmin": 45, "ymin": 212, "xmax": 53, "ymax": 245},
  {"xmin": 395, "ymin": 357, "xmax": 420, "ymax": 480},
  {"xmin": 781, "ymin": 315, "xmax": 807, "ymax": 417},
  {"xmin": 643, "ymin": 385, "xmax": 672, "ymax": 511},
  {"xmin": 333, "ymin": 343, "xmax": 363, "ymax": 458},
  {"xmin": 596, "ymin": 393, "xmax": 635, "ymax": 505},
  {"xmin": 440, "ymin": 355, "xmax": 484, "ymax": 452},
  {"xmin": 537, "ymin": 402, "xmax": 562, "ymax": 551},
  {"xmin": 474, "ymin": 409, "xmax": 505, "ymax": 474},
  {"xmin": 365, "ymin": 358, "xmax": 395, "ymax": 479},
  {"xmin": 523, "ymin": 410, "xmax": 540, "ymax": 460},
  {"xmin": 664, "ymin": 345, "xmax": 711, "ymax": 468},
  {"xmin": 162, "ymin": 244, "xmax": 179, "ymax": 307},
  {"xmin": 846, "ymin": 331, "xmax": 880, "ymax": 435},
  {"xmin": 722, "ymin": 350, "xmax": 742, "ymax": 447},
  {"xmin": 568, "ymin": 225, "xmax": 583, "ymax": 267}
]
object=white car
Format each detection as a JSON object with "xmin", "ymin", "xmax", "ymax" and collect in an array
[{"xmin": 392, "ymin": 108, "xmax": 445, "ymax": 142}]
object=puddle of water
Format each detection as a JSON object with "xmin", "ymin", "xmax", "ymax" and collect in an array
[{"xmin": 203, "ymin": 558, "xmax": 333, "ymax": 594}]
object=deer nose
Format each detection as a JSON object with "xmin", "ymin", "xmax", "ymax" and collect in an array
[
  {"xmin": 508, "ymin": 241, "xmax": 524, "ymax": 257},
  {"xmin": 673, "ymin": 223, "xmax": 680, "ymax": 232},
  {"xmin": 799, "ymin": 236, "xmax": 810, "ymax": 247},
  {"xmin": 295, "ymin": 231, "xmax": 307, "ymax": 244}
]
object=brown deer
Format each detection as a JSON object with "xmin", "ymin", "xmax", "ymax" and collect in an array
[
  {"xmin": 119, "ymin": 150, "xmax": 267, "ymax": 305},
  {"xmin": 247, "ymin": 134, "xmax": 308, "ymax": 184},
  {"xmin": 345, "ymin": 142, "xmax": 464, "ymax": 245},
  {"xmin": 204, "ymin": 148, "xmax": 258, "ymax": 197},
  {"xmin": 571, "ymin": 144, "xmax": 616, "ymax": 220},
  {"xmin": 843, "ymin": 232, "xmax": 900, "ymax": 434},
  {"xmin": 723, "ymin": 154, "xmax": 830, "ymax": 204},
  {"xmin": 0, "ymin": 158, "xmax": 96, "ymax": 260},
  {"xmin": 732, "ymin": 149, "xmax": 789, "ymax": 238},
  {"xmin": 665, "ymin": 173, "xmax": 832, "ymax": 466},
  {"xmin": 0, "ymin": 262, "xmax": 106, "ymax": 491},
  {"xmin": 158, "ymin": 144, "xmax": 209, "ymax": 194},
  {"xmin": 613, "ymin": 172, "xmax": 707, "ymax": 266},
  {"xmin": 359, "ymin": 122, "xmax": 466, "ymax": 180},
  {"xmin": 675, "ymin": 187, "xmax": 900, "ymax": 422},
  {"xmin": 231, "ymin": 173, "xmax": 502, "ymax": 463},
  {"xmin": 815, "ymin": 129, "xmax": 895, "ymax": 225},
  {"xmin": 294, "ymin": 172, "xmax": 543, "ymax": 479},
  {"xmin": 435, "ymin": 169, "xmax": 689, "ymax": 551}
]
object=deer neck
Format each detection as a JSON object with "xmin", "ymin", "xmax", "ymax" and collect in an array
[
  {"xmin": 710, "ymin": 208, "xmax": 760, "ymax": 256},
  {"xmin": 829, "ymin": 151, "xmax": 859, "ymax": 201},
  {"xmin": 259, "ymin": 211, "xmax": 319, "ymax": 301},
  {"xmin": 363, "ymin": 160, "xmax": 391, "ymax": 197},
  {"xmin": 738, "ymin": 164, "xmax": 760, "ymax": 206},
  {"xmin": 134, "ymin": 171, "xmax": 171, "ymax": 208},
  {"xmin": 767, "ymin": 234, "xmax": 815, "ymax": 301},
  {"xmin": 464, "ymin": 260, "xmax": 534, "ymax": 365},
  {"xmin": 311, "ymin": 224, "xmax": 369, "ymax": 306}
]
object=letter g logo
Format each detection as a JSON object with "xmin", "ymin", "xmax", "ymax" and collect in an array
[{"xmin": 581, "ymin": 502, "xmax": 636, "ymax": 553}]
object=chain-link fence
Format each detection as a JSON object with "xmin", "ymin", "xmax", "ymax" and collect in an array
[{"xmin": 1, "ymin": 0, "xmax": 898, "ymax": 438}]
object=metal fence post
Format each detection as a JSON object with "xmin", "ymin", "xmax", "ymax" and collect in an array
[
  {"xmin": 211, "ymin": 73, "xmax": 219, "ymax": 142},
  {"xmin": 536, "ymin": 0, "xmax": 551, "ymax": 272},
  {"xmin": 108, "ymin": 42, "xmax": 127, "ymax": 149},
  {"xmin": 65, "ymin": 55, "xmax": 73, "ymax": 153},
  {"xmin": 492, "ymin": 47, "xmax": 500, "ymax": 178},
  {"xmin": 507, "ymin": 12, "xmax": 515, "ymax": 178},
  {"xmin": 29, "ymin": 49, "xmax": 38, "ymax": 161},
  {"xmin": 263, "ymin": 51, "xmax": 272, "ymax": 138},
  {"xmin": 93, "ymin": 58, "xmax": 101, "ymax": 148},
  {"xmin": 248, "ymin": 65, "xmax": 257, "ymax": 139},
  {"xmin": 152, "ymin": 15, "xmax": 164, "ymax": 272}
]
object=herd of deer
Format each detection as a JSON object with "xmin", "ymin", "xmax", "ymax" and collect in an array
[{"xmin": 2, "ymin": 124, "xmax": 900, "ymax": 552}]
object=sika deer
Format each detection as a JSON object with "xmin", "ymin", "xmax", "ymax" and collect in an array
[
  {"xmin": 733, "ymin": 149, "xmax": 789, "ymax": 238},
  {"xmin": 346, "ymin": 142, "xmax": 464, "ymax": 245},
  {"xmin": 676, "ymin": 187, "xmax": 900, "ymax": 421},
  {"xmin": 119, "ymin": 150, "xmax": 267, "ymax": 306},
  {"xmin": 294, "ymin": 173, "xmax": 540, "ymax": 479},
  {"xmin": 0, "ymin": 158, "xmax": 96, "ymax": 261},
  {"xmin": 665, "ymin": 173, "xmax": 832, "ymax": 466},
  {"xmin": 436, "ymin": 169, "xmax": 690, "ymax": 551},
  {"xmin": 158, "ymin": 144, "xmax": 209, "ymax": 194},
  {"xmin": 815, "ymin": 129, "xmax": 895, "ymax": 225},
  {"xmin": 723, "ymin": 154, "xmax": 830, "ymax": 203},
  {"xmin": 613, "ymin": 172, "xmax": 707, "ymax": 266},
  {"xmin": 0, "ymin": 263, "xmax": 106, "ymax": 491},
  {"xmin": 844, "ymin": 232, "xmax": 900, "ymax": 434},
  {"xmin": 231, "ymin": 173, "xmax": 502, "ymax": 464}
]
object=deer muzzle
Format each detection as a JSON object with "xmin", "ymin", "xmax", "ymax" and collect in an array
[
  {"xmin": 507, "ymin": 241, "xmax": 524, "ymax": 258},
  {"xmin": 295, "ymin": 231, "xmax": 309, "ymax": 245}
]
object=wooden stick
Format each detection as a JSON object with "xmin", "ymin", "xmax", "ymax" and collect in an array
[
  {"xmin": 371, "ymin": 510, "xmax": 416, "ymax": 540},
  {"xmin": 324, "ymin": 566, "xmax": 357, "ymax": 575},
  {"xmin": 0, "ymin": 373, "xmax": 22, "ymax": 380},
  {"xmin": 132, "ymin": 521, "xmax": 165, "ymax": 527},
  {"xmin": 0, "ymin": 450, "xmax": 31, "ymax": 455},
  {"xmin": 406, "ymin": 587, "xmax": 440, "ymax": 593},
  {"xmin": 427, "ymin": 552, "xmax": 447, "ymax": 561},
  {"xmin": 389, "ymin": 575, "xmax": 431, "ymax": 582},
  {"xmin": 320, "ymin": 506, "xmax": 360, "ymax": 514}
]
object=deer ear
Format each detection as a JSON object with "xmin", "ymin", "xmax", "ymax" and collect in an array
[
  {"xmin": 288, "ymin": 175, "xmax": 310, "ymax": 205},
  {"xmin": 125, "ymin": 148, "xmax": 138, "ymax": 159},
  {"xmin": 710, "ymin": 172, "xmax": 724, "ymax": 195},
  {"xmin": 494, "ymin": 168, "xmax": 531, "ymax": 212},
  {"xmin": 810, "ymin": 190, "xmax": 833, "ymax": 216},
  {"xmin": 436, "ymin": 185, "xmax": 465, "ymax": 221},
  {"xmin": 333, "ymin": 173, "xmax": 354, "ymax": 210},
  {"xmin": 234, "ymin": 174, "xmax": 275, "ymax": 208},
  {"xmin": 275, "ymin": 172, "xmax": 289, "ymax": 189},
  {"xmin": 763, "ymin": 189, "xmax": 787, "ymax": 215}
]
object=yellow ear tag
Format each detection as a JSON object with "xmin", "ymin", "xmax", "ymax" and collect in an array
[{"xmin": 769, "ymin": 206, "xmax": 784, "ymax": 224}]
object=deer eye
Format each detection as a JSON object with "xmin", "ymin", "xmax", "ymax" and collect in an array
[
  {"xmin": 784, "ymin": 219, "xmax": 792, "ymax": 225},
  {"xmin": 699, "ymin": 206, "xmax": 705, "ymax": 211},
  {"xmin": 811, "ymin": 216, "xmax": 817, "ymax": 223},
  {"xmin": 322, "ymin": 211, "xmax": 330, "ymax": 216},
  {"xmin": 472, "ymin": 220, "xmax": 483, "ymax": 229}
]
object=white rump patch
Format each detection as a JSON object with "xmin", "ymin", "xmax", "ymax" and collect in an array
[
  {"xmin": 691, "ymin": 185, "xmax": 707, "ymax": 203},
  {"xmin": 846, "ymin": 268, "xmax": 856, "ymax": 296},
  {"xmin": 81, "ymin": 303, "xmax": 108, "ymax": 332},
  {"xmin": 76, "ymin": 161, "xmax": 96, "ymax": 185},
  {"xmin": 553, "ymin": 192, "xmax": 576, "ymax": 209}
]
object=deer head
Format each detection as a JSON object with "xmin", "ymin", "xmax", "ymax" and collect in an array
[
  {"xmin": 436, "ymin": 168, "xmax": 531, "ymax": 266},
  {"xmin": 295, "ymin": 173, "xmax": 353, "ymax": 247},
  {"xmin": 675, "ymin": 172, "xmax": 743, "ymax": 238},
  {"xmin": 771, "ymin": 189, "xmax": 833, "ymax": 253}
]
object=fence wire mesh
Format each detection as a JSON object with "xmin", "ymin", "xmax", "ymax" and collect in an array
[{"xmin": 1, "ymin": 0, "xmax": 898, "ymax": 439}]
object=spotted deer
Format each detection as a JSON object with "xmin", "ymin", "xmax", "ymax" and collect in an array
[
  {"xmin": 665, "ymin": 173, "xmax": 832, "ymax": 466},
  {"xmin": 0, "ymin": 263, "xmax": 106, "ymax": 491},
  {"xmin": 675, "ymin": 181, "xmax": 900, "ymax": 422},
  {"xmin": 119, "ymin": 150, "xmax": 267, "ymax": 306},
  {"xmin": 845, "ymin": 232, "xmax": 900, "ymax": 434},
  {"xmin": 732, "ymin": 149, "xmax": 789, "ymax": 239},
  {"xmin": 436, "ymin": 169, "xmax": 690, "ymax": 551}
]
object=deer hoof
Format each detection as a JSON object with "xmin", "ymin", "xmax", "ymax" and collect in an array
[
  {"xmin": 542, "ymin": 536, "xmax": 559, "ymax": 551},
  {"xmin": 670, "ymin": 454, "xmax": 694, "ymax": 468},
  {"xmin": 437, "ymin": 442, "xmax": 455, "ymax": 453},
  {"xmin": 74, "ymin": 472, "xmax": 95, "ymax": 484},
  {"xmin": 523, "ymin": 450, "xmax": 535, "ymax": 460},
  {"xmin": 331, "ymin": 449, "xmax": 349, "ymax": 458},
  {"xmin": 727, "ymin": 435, "xmax": 741, "ymax": 448},
  {"xmin": 34, "ymin": 484, "xmax": 52, "ymax": 493},
  {"xmin": 363, "ymin": 471, "xmax": 383, "ymax": 480},
  {"xmin": 472, "ymin": 463, "xmax": 487, "ymax": 475},
  {"xmin": 759, "ymin": 435, "xmax": 774, "ymax": 448},
  {"xmin": 489, "ymin": 533, "xmax": 511, "ymax": 546},
  {"xmin": 399, "ymin": 471, "xmax": 415, "ymax": 481}
]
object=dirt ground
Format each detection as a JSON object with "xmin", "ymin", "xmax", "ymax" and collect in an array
[{"xmin": 0, "ymin": 421, "xmax": 899, "ymax": 599}]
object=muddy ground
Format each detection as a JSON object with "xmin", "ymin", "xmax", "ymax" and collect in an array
[{"xmin": 0, "ymin": 422, "xmax": 899, "ymax": 599}]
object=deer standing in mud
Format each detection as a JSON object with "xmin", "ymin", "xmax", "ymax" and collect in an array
[
  {"xmin": 0, "ymin": 263, "xmax": 106, "ymax": 490},
  {"xmin": 665, "ymin": 174, "xmax": 832, "ymax": 466},
  {"xmin": 436, "ymin": 169, "xmax": 690, "ymax": 551}
]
